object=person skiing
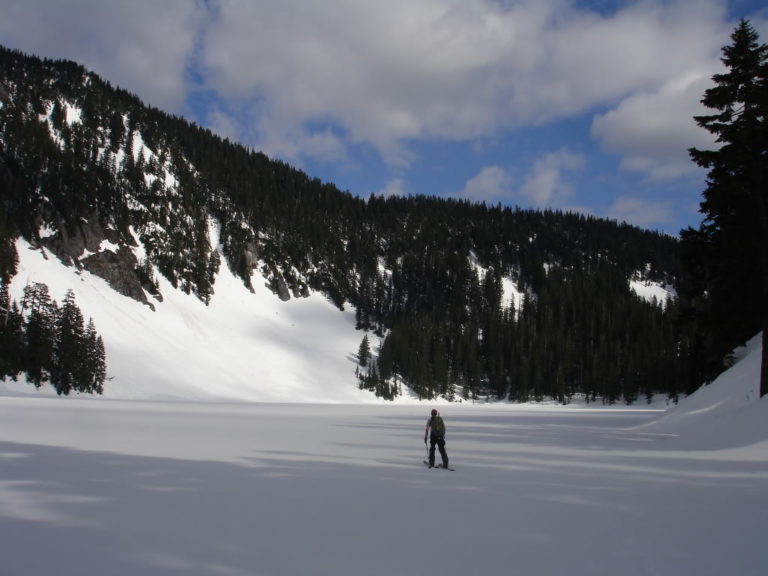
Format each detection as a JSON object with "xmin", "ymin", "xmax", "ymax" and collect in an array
[{"xmin": 424, "ymin": 408, "xmax": 449, "ymax": 469}]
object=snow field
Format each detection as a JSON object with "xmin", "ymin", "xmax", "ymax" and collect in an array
[{"xmin": 1, "ymin": 377, "xmax": 766, "ymax": 576}]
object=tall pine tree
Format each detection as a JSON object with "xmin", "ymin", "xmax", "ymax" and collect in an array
[
  {"xmin": 51, "ymin": 289, "xmax": 86, "ymax": 395},
  {"xmin": 21, "ymin": 282, "xmax": 57, "ymax": 387},
  {"xmin": 357, "ymin": 334, "xmax": 371, "ymax": 368},
  {"xmin": 686, "ymin": 19, "xmax": 768, "ymax": 396}
]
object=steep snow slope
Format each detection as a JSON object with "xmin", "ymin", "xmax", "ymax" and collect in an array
[
  {"xmin": 639, "ymin": 334, "xmax": 768, "ymax": 449},
  {"xmin": 5, "ymin": 237, "xmax": 379, "ymax": 403}
]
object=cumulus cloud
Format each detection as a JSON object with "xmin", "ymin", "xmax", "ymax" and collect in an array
[
  {"xmin": 607, "ymin": 195, "xmax": 675, "ymax": 230},
  {"xmin": 375, "ymin": 179, "xmax": 408, "ymax": 198},
  {"xmin": 0, "ymin": 0, "xmax": 204, "ymax": 111},
  {"xmin": 201, "ymin": 0, "xmax": 512, "ymax": 164},
  {"xmin": 456, "ymin": 166, "xmax": 512, "ymax": 204},
  {"xmin": 194, "ymin": 0, "xmax": 734, "ymax": 175},
  {"xmin": 519, "ymin": 0, "xmax": 726, "ymax": 121},
  {"xmin": 519, "ymin": 148, "xmax": 585, "ymax": 208},
  {"xmin": 206, "ymin": 105, "xmax": 240, "ymax": 143},
  {"xmin": 255, "ymin": 122, "xmax": 350, "ymax": 166},
  {"xmin": 591, "ymin": 72, "xmax": 720, "ymax": 180}
]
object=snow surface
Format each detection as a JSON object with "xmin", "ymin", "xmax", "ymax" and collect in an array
[
  {"xmin": 629, "ymin": 278, "xmax": 674, "ymax": 309},
  {"xmin": 1, "ymin": 337, "xmax": 766, "ymax": 575}
]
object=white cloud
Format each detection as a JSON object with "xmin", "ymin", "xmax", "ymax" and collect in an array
[
  {"xmin": 201, "ymin": 0, "xmax": 512, "ymax": 164},
  {"xmin": 456, "ymin": 165, "xmax": 512, "ymax": 203},
  {"xmin": 591, "ymin": 72, "xmax": 720, "ymax": 180},
  {"xmin": 519, "ymin": 148, "xmax": 584, "ymax": 208},
  {"xmin": 197, "ymin": 0, "xmax": 733, "ymax": 172},
  {"xmin": 375, "ymin": 179, "xmax": 408, "ymax": 198},
  {"xmin": 254, "ymin": 122, "xmax": 349, "ymax": 166},
  {"xmin": 206, "ymin": 105, "xmax": 240, "ymax": 143},
  {"xmin": 518, "ymin": 0, "xmax": 727, "ymax": 122},
  {"xmin": 607, "ymin": 195, "xmax": 675, "ymax": 229},
  {"xmin": 0, "ymin": 0, "xmax": 204, "ymax": 111}
]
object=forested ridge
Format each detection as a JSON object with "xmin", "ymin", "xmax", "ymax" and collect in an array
[{"xmin": 0, "ymin": 45, "xmax": 703, "ymax": 402}]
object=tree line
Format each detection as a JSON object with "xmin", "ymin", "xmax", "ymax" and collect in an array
[{"xmin": 0, "ymin": 261, "xmax": 106, "ymax": 395}]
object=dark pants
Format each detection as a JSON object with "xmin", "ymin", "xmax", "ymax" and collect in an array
[{"xmin": 429, "ymin": 435, "xmax": 448, "ymax": 467}]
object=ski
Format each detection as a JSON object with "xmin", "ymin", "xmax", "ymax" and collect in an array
[{"xmin": 424, "ymin": 460, "xmax": 454, "ymax": 471}]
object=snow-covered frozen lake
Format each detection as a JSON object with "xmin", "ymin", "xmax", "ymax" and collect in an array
[{"xmin": 1, "ymin": 397, "xmax": 766, "ymax": 576}]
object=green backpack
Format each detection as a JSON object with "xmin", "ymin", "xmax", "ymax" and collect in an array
[{"xmin": 431, "ymin": 415, "xmax": 445, "ymax": 436}]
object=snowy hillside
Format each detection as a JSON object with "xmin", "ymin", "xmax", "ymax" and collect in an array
[
  {"xmin": 0, "ymin": 331, "xmax": 765, "ymax": 576},
  {"xmin": 4, "ymin": 236, "xmax": 379, "ymax": 403},
  {"xmin": 639, "ymin": 334, "xmax": 768, "ymax": 449},
  {"xmin": 3, "ymin": 235, "xmax": 682, "ymax": 403}
]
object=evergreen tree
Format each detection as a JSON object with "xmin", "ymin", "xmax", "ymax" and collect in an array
[
  {"xmin": 0, "ymin": 284, "xmax": 24, "ymax": 379},
  {"xmin": 686, "ymin": 19, "xmax": 768, "ymax": 396},
  {"xmin": 357, "ymin": 334, "xmax": 371, "ymax": 368},
  {"xmin": 0, "ymin": 226, "xmax": 19, "ymax": 283},
  {"xmin": 51, "ymin": 289, "xmax": 86, "ymax": 395},
  {"xmin": 21, "ymin": 282, "xmax": 57, "ymax": 387},
  {"xmin": 84, "ymin": 319, "xmax": 106, "ymax": 394},
  {"xmin": 377, "ymin": 337, "xmax": 394, "ymax": 382}
]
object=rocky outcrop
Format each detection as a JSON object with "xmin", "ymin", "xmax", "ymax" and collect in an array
[
  {"xmin": 81, "ymin": 245, "xmax": 150, "ymax": 306},
  {"xmin": 271, "ymin": 275, "xmax": 291, "ymax": 302},
  {"xmin": 41, "ymin": 215, "xmax": 115, "ymax": 265},
  {"xmin": 40, "ymin": 215, "xmax": 156, "ymax": 308}
]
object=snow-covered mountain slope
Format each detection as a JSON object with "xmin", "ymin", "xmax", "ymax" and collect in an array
[{"xmin": 4, "ymin": 236, "xmax": 381, "ymax": 403}]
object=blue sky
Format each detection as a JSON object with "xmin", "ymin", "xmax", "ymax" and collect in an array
[{"xmin": 1, "ymin": 0, "xmax": 766, "ymax": 235}]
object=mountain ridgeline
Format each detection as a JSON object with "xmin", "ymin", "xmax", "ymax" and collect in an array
[{"xmin": 0, "ymin": 46, "xmax": 697, "ymax": 402}]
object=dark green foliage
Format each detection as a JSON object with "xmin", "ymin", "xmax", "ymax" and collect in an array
[
  {"xmin": 21, "ymin": 282, "xmax": 57, "ymax": 387},
  {"xmin": 0, "ymin": 276, "xmax": 107, "ymax": 394},
  {"xmin": 0, "ymin": 224, "xmax": 18, "ymax": 283},
  {"xmin": 0, "ymin": 284, "xmax": 24, "ymax": 379},
  {"xmin": 357, "ymin": 334, "xmax": 371, "ymax": 367},
  {"xmin": 0, "ymin": 44, "xmax": 696, "ymax": 402},
  {"xmin": 84, "ymin": 319, "xmax": 106, "ymax": 394},
  {"xmin": 47, "ymin": 289, "xmax": 105, "ymax": 395},
  {"xmin": 50, "ymin": 289, "xmax": 85, "ymax": 394},
  {"xmin": 684, "ymin": 19, "xmax": 768, "ymax": 396}
]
